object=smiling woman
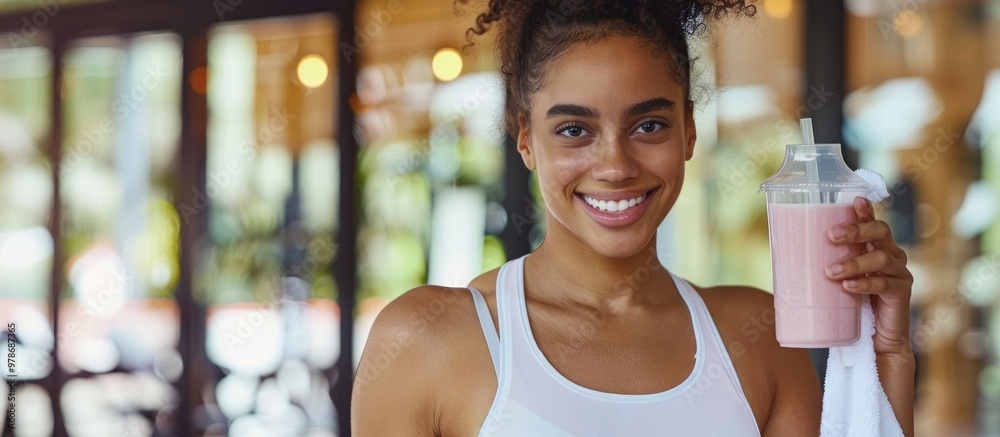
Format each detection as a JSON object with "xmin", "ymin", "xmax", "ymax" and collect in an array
[{"xmin": 351, "ymin": 1, "xmax": 915, "ymax": 436}]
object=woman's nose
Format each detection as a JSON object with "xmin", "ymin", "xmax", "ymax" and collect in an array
[{"xmin": 591, "ymin": 134, "xmax": 640, "ymax": 182}]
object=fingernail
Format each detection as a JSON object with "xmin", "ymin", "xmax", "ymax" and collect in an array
[
  {"xmin": 829, "ymin": 228, "xmax": 847, "ymax": 240},
  {"xmin": 826, "ymin": 264, "xmax": 844, "ymax": 277},
  {"xmin": 845, "ymin": 279, "xmax": 858, "ymax": 289}
]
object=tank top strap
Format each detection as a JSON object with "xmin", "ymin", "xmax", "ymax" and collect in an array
[
  {"xmin": 492, "ymin": 255, "xmax": 525, "ymax": 372},
  {"xmin": 468, "ymin": 286, "xmax": 501, "ymax": 377},
  {"xmin": 671, "ymin": 274, "xmax": 729, "ymax": 358},
  {"xmin": 670, "ymin": 274, "xmax": 710, "ymax": 346},
  {"xmin": 670, "ymin": 273, "xmax": 754, "ymax": 409},
  {"xmin": 475, "ymin": 256, "xmax": 525, "ymax": 437}
]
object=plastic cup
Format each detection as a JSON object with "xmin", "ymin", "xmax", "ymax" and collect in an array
[{"xmin": 760, "ymin": 143, "xmax": 869, "ymax": 348}]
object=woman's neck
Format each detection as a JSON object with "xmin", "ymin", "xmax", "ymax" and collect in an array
[{"xmin": 525, "ymin": 220, "xmax": 678, "ymax": 314}]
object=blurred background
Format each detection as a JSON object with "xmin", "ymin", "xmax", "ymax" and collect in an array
[{"xmin": 0, "ymin": 0, "xmax": 997, "ymax": 436}]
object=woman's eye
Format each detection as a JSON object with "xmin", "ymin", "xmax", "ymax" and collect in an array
[
  {"xmin": 636, "ymin": 121, "xmax": 663, "ymax": 134},
  {"xmin": 558, "ymin": 126, "xmax": 585, "ymax": 138}
]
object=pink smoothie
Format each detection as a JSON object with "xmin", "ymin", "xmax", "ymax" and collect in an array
[{"xmin": 767, "ymin": 203, "xmax": 863, "ymax": 348}]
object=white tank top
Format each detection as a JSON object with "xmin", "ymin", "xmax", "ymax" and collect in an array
[{"xmin": 467, "ymin": 255, "xmax": 761, "ymax": 436}]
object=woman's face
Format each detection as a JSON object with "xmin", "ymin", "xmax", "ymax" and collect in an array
[{"xmin": 518, "ymin": 35, "xmax": 696, "ymax": 259}]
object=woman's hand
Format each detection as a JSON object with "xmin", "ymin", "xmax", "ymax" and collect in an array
[
  {"xmin": 824, "ymin": 196, "xmax": 916, "ymax": 436},
  {"xmin": 824, "ymin": 196, "xmax": 914, "ymax": 356}
]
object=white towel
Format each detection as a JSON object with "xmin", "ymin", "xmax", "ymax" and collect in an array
[
  {"xmin": 853, "ymin": 168, "xmax": 891, "ymax": 203},
  {"xmin": 819, "ymin": 169, "xmax": 904, "ymax": 437}
]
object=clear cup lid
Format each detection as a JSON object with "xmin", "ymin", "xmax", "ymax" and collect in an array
[{"xmin": 759, "ymin": 143, "xmax": 870, "ymax": 192}]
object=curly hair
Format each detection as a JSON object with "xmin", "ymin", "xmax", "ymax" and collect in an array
[{"xmin": 455, "ymin": 0, "xmax": 756, "ymax": 136}]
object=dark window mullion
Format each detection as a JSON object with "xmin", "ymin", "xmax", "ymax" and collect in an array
[
  {"xmin": 177, "ymin": 27, "xmax": 209, "ymax": 437},
  {"xmin": 333, "ymin": 2, "xmax": 358, "ymax": 435},
  {"xmin": 47, "ymin": 35, "xmax": 69, "ymax": 437}
]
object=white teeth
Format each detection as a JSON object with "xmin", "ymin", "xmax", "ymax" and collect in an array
[{"xmin": 581, "ymin": 192, "xmax": 650, "ymax": 213}]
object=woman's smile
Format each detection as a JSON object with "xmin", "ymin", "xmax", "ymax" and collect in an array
[{"xmin": 575, "ymin": 187, "xmax": 659, "ymax": 228}]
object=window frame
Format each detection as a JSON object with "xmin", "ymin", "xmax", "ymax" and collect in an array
[{"xmin": 0, "ymin": 1, "xmax": 358, "ymax": 436}]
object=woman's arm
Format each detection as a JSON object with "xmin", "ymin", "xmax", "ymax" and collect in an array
[
  {"xmin": 762, "ymin": 347, "xmax": 823, "ymax": 436},
  {"xmin": 877, "ymin": 351, "xmax": 916, "ymax": 436},
  {"xmin": 352, "ymin": 287, "xmax": 445, "ymax": 436}
]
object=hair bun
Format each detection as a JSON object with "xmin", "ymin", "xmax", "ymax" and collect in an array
[{"xmin": 458, "ymin": 0, "xmax": 755, "ymax": 41}]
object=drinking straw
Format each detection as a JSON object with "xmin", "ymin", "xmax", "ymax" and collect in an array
[
  {"xmin": 800, "ymin": 118, "xmax": 820, "ymax": 202},
  {"xmin": 799, "ymin": 118, "xmax": 815, "ymax": 145}
]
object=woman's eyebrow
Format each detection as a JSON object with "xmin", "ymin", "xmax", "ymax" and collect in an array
[
  {"xmin": 544, "ymin": 98, "xmax": 675, "ymax": 120},
  {"xmin": 545, "ymin": 104, "xmax": 598, "ymax": 119},
  {"xmin": 624, "ymin": 97, "xmax": 675, "ymax": 117}
]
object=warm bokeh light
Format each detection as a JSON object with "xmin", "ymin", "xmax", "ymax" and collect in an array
[
  {"xmin": 188, "ymin": 66, "xmax": 208, "ymax": 95},
  {"xmin": 432, "ymin": 48, "xmax": 462, "ymax": 82},
  {"xmin": 764, "ymin": 0, "xmax": 793, "ymax": 19},
  {"xmin": 893, "ymin": 10, "xmax": 923, "ymax": 39},
  {"xmin": 297, "ymin": 54, "xmax": 329, "ymax": 88}
]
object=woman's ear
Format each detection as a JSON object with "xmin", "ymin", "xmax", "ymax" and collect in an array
[
  {"xmin": 684, "ymin": 100, "xmax": 697, "ymax": 161},
  {"xmin": 516, "ymin": 114, "xmax": 536, "ymax": 170}
]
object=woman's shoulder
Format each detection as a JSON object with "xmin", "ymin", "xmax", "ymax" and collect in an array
[
  {"xmin": 354, "ymin": 282, "xmax": 501, "ymax": 434},
  {"xmin": 362, "ymin": 284, "xmax": 485, "ymax": 356},
  {"xmin": 695, "ymin": 284, "xmax": 775, "ymax": 325},
  {"xmin": 375, "ymin": 263, "xmax": 500, "ymax": 331},
  {"xmin": 691, "ymin": 284, "xmax": 780, "ymax": 355},
  {"xmin": 355, "ymin": 284, "xmax": 495, "ymax": 398},
  {"xmin": 359, "ymin": 265, "xmax": 502, "ymax": 374}
]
